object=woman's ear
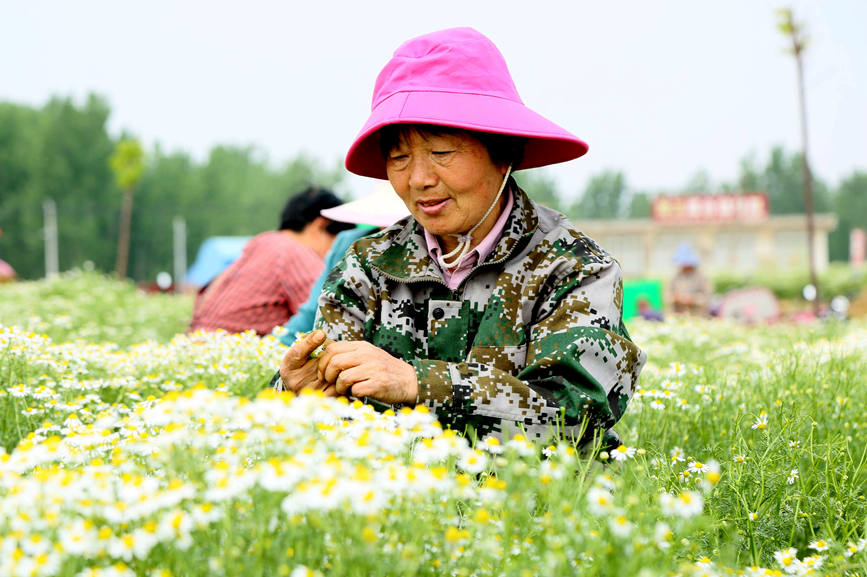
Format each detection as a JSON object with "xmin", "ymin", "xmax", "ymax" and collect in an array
[{"xmin": 312, "ymin": 216, "xmax": 331, "ymax": 231}]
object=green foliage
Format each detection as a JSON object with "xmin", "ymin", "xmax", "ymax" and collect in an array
[
  {"xmin": 0, "ymin": 95, "xmax": 118, "ymax": 278},
  {"xmin": 110, "ymin": 138, "xmax": 145, "ymax": 190},
  {"xmin": 129, "ymin": 146, "xmax": 344, "ymax": 282},
  {"xmin": 680, "ymin": 169, "xmax": 715, "ymax": 194},
  {"xmin": 627, "ymin": 191, "xmax": 652, "ymax": 218},
  {"xmin": 712, "ymin": 262, "xmax": 867, "ymax": 301},
  {"xmin": 737, "ymin": 147, "xmax": 830, "ymax": 215},
  {"xmin": 0, "ymin": 95, "xmax": 345, "ymax": 282},
  {"xmin": 514, "ymin": 168, "xmax": 564, "ymax": 213},
  {"xmin": 0, "ymin": 269, "xmax": 192, "ymax": 346},
  {"xmin": 571, "ymin": 170, "xmax": 627, "ymax": 219},
  {"xmin": 828, "ymin": 171, "xmax": 867, "ymax": 262}
]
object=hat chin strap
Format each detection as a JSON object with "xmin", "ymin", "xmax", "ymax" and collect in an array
[{"xmin": 438, "ymin": 165, "xmax": 512, "ymax": 270}]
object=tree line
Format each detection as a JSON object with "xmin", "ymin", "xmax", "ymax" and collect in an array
[
  {"xmin": 0, "ymin": 95, "xmax": 343, "ymax": 281},
  {"xmin": 0, "ymin": 94, "xmax": 864, "ymax": 281}
]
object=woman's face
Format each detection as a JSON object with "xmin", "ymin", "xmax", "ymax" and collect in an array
[{"xmin": 385, "ymin": 129, "xmax": 508, "ymax": 252}]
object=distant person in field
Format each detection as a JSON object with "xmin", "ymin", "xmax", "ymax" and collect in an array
[
  {"xmin": 188, "ymin": 187, "xmax": 354, "ymax": 336},
  {"xmin": 668, "ymin": 242, "xmax": 712, "ymax": 315}
]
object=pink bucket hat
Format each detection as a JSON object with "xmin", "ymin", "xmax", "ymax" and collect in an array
[{"xmin": 345, "ymin": 27, "xmax": 588, "ymax": 180}]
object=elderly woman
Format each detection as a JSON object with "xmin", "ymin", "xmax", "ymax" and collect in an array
[{"xmin": 276, "ymin": 27, "xmax": 645, "ymax": 442}]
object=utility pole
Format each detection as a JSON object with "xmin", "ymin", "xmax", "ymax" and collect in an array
[
  {"xmin": 777, "ymin": 8, "xmax": 820, "ymax": 317},
  {"xmin": 173, "ymin": 216, "xmax": 187, "ymax": 294},
  {"xmin": 42, "ymin": 199, "xmax": 59, "ymax": 278}
]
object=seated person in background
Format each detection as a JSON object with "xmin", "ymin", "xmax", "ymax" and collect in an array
[
  {"xmin": 280, "ymin": 182, "xmax": 410, "ymax": 345},
  {"xmin": 188, "ymin": 187, "xmax": 354, "ymax": 336},
  {"xmin": 668, "ymin": 242, "xmax": 712, "ymax": 315},
  {"xmin": 275, "ymin": 28, "xmax": 645, "ymax": 444}
]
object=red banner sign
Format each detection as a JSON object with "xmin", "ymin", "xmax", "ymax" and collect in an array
[{"xmin": 652, "ymin": 193, "xmax": 769, "ymax": 223}]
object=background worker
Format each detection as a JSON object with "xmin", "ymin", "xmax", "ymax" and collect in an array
[
  {"xmin": 188, "ymin": 186, "xmax": 353, "ymax": 336},
  {"xmin": 668, "ymin": 242, "xmax": 713, "ymax": 315}
]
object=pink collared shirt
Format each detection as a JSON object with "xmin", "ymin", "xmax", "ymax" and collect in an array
[{"xmin": 425, "ymin": 188, "xmax": 514, "ymax": 290}]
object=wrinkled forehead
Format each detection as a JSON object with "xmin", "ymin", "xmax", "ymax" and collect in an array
[{"xmin": 380, "ymin": 123, "xmax": 468, "ymax": 152}]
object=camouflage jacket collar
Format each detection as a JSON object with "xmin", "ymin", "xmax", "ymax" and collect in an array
[{"xmin": 369, "ymin": 180, "xmax": 540, "ymax": 283}]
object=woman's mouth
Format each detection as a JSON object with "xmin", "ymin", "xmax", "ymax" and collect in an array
[{"xmin": 417, "ymin": 198, "xmax": 450, "ymax": 215}]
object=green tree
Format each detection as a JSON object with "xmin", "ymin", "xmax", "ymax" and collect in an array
[
  {"xmin": 0, "ymin": 103, "xmax": 41, "ymax": 277},
  {"xmin": 32, "ymin": 95, "xmax": 117, "ymax": 276},
  {"xmin": 129, "ymin": 145, "xmax": 346, "ymax": 283},
  {"xmin": 627, "ymin": 191, "xmax": 652, "ymax": 218},
  {"xmin": 110, "ymin": 138, "xmax": 145, "ymax": 280},
  {"xmin": 680, "ymin": 169, "xmax": 715, "ymax": 194},
  {"xmin": 571, "ymin": 170, "xmax": 627, "ymax": 219},
  {"xmin": 828, "ymin": 171, "xmax": 867, "ymax": 263},
  {"xmin": 514, "ymin": 169, "xmax": 563, "ymax": 213},
  {"xmin": 736, "ymin": 147, "xmax": 829, "ymax": 214}
]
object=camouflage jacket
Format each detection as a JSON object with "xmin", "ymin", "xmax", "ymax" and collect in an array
[{"xmin": 315, "ymin": 184, "xmax": 646, "ymax": 441}]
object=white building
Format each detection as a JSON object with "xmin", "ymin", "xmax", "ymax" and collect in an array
[{"xmin": 574, "ymin": 194, "xmax": 837, "ymax": 279}]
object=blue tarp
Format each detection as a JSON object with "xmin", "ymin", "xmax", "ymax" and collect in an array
[{"xmin": 185, "ymin": 236, "xmax": 250, "ymax": 287}]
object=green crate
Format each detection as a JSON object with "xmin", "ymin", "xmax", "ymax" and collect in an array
[{"xmin": 622, "ymin": 279, "xmax": 664, "ymax": 321}]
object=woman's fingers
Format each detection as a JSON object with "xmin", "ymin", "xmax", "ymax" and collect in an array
[
  {"xmin": 315, "ymin": 340, "xmax": 418, "ymax": 404},
  {"xmin": 334, "ymin": 365, "xmax": 367, "ymax": 396},
  {"xmin": 279, "ymin": 331, "xmax": 327, "ymax": 392},
  {"xmin": 318, "ymin": 341, "xmax": 360, "ymax": 384},
  {"xmin": 283, "ymin": 331, "xmax": 327, "ymax": 370}
]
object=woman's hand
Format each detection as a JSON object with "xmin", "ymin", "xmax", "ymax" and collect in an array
[
  {"xmin": 316, "ymin": 340, "xmax": 418, "ymax": 405},
  {"xmin": 279, "ymin": 330, "xmax": 329, "ymax": 393}
]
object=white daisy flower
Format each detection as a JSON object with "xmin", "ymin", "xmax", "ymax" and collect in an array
[
  {"xmin": 808, "ymin": 539, "xmax": 829, "ymax": 552},
  {"xmin": 609, "ymin": 445, "xmax": 636, "ymax": 461},
  {"xmin": 751, "ymin": 412, "xmax": 769, "ymax": 430}
]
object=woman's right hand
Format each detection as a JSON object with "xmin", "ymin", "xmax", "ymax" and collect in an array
[{"xmin": 279, "ymin": 330, "xmax": 329, "ymax": 393}]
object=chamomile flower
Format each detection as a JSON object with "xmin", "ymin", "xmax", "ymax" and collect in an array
[
  {"xmin": 458, "ymin": 449, "xmax": 487, "ymax": 474},
  {"xmin": 752, "ymin": 412, "xmax": 769, "ymax": 430},
  {"xmin": 808, "ymin": 539, "xmax": 829, "ymax": 552},
  {"xmin": 587, "ymin": 487, "xmax": 616, "ymax": 515},
  {"xmin": 478, "ymin": 436, "xmax": 504, "ymax": 455},
  {"xmin": 800, "ymin": 554, "xmax": 824, "ymax": 571},
  {"xmin": 609, "ymin": 445, "xmax": 636, "ymax": 461},
  {"xmin": 654, "ymin": 522, "xmax": 673, "ymax": 550},
  {"xmin": 773, "ymin": 547, "xmax": 798, "ymax": 572},
  {"xmin": 695, "ymin": 556, "xmax": 713, "ymax": 569},
  {"xmin": 608, "ymin": 514, "xmax": 633, "ymax": 538},
  {"xmin": 659, "ymin": 490, "xmax": 704, "ymax": 518}
]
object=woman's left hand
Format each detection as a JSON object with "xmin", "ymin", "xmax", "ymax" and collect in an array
[{"xmin": 316, "ymin": 340, "xmax": 418, "ymax": 405}]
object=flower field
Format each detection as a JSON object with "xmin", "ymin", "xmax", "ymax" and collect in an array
[{"xmin": 1, "ymin": 271, "xmax": 865, "ymax": 577}]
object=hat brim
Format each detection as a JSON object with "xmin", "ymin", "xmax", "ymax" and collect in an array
[
  {"xmin": 345, "ymin": 91, "xmax": 589, "ymax": 180},
  {"xmin": 320, "ymin": 187, "xmax": 410, "ymax": 228}
]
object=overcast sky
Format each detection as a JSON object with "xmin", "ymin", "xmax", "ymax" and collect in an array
[{"xmin": 2, "ymin": 1, "xmax": 864, "ymax": 201}]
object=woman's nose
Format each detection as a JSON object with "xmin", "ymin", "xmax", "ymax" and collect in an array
[{"xmin": 407, "ymin": 156, "xmax": 437, "ymax": 190}]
